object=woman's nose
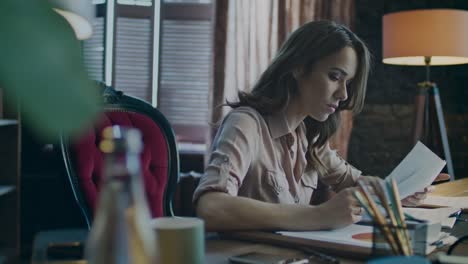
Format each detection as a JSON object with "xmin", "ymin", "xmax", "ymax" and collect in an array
[{"xmin": 336, "ymin": 82, "xmax": 348, "ymax": 101}]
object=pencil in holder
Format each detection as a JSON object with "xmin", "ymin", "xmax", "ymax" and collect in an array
[{"xmin": 372, "ymin": 223, "xmax": 412, "ymax": 257}]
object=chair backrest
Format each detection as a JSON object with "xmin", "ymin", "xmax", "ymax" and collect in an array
[{"xmin": 60, "ymin": 85, "xmax": 179, "ymax": 228}]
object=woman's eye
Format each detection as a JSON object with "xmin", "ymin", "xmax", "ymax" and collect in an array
[{"xmin": 328, "ymin": 73, "xmax": 340, "ymax": 81}]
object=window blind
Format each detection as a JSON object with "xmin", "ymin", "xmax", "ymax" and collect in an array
[
  {"xmin": 158, "ymin": 19, "xmax": 212, "ymax": 126},
  {"xmin": 83, "ymin": 17, "xmax": 105, "ymax": 82},
  {"xmin": 114, "ymin": 17, "xmax": 152, "ymax": 102},
  {"xmin": 82, "ymin": 1, "xmax": 214, "ymax": 144}
]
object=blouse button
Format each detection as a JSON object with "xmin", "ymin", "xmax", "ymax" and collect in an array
[{"xmin": 223, "ymin": 157, "xmax": 229, "ymax": 162}]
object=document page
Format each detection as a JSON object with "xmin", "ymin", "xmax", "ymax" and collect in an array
[
  {"xmin": 278, "ymin": 223, "xmax": 452, "ymax": 255},
  {"xmin": 385, "ymin": 142, "xmax": 446, "ymax": 199},
  {"xmin": 278, "ymin": 224, "xmax": 373, "ymax": 248},
  {"xmin": 403, "ymin": 207, "xmax": 459, "ymax": 228}
]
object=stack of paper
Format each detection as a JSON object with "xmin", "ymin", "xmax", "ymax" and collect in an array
[
  {"xmin": 279, "ymin": 224, "xmax": 373, "ymax": 248},
  {"xmin": 278, "ymin": 222, "xmax": 453, "ymax": 255},
  {"xmin": 403, "ymin": 207, "xmax": 459, "ymax": 228}
]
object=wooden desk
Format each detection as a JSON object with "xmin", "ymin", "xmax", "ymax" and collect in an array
[
  {"xmin": 29, "ymin": 178, "xmax": 468, "ymax": 263},
  {"xmin": 29, "ymin": 216, "xmax": 468, "ymax": 264},
  {"xmin": 205, "ymin": 213, "xmax": 468, "ymax": 264},
  {"xmin": 205, "ymin": 179, "xmax": 468, "ymax": 263},
  {"xmin": 205, "ymin": 235, "xmax": 362, "ymax": 264},
  {"xmin": 432, "ymin": 178, "xmax": 468, "ymax": 197}
]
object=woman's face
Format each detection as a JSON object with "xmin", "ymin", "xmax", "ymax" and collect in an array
[{"xmin": 293, "ymin": 46, "xmax": 358, "ymax": 122}]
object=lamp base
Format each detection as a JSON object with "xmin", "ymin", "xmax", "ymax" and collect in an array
[{"xmin": 412, "ymin": 82, "xmax": 454, "ymax": 180}]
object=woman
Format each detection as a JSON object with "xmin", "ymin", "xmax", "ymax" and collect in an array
[{"xmin": 193, "ymin": 20, "xmax": 446, "ymax": 231}]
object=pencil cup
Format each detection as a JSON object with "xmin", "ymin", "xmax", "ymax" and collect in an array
[
  {"xmin": 372, "ymin": 223, "xmax": 412, "ymax": 257},
  {"xmin": 152, "ymin": 217, "xmax": 205, "ymax": 264}
]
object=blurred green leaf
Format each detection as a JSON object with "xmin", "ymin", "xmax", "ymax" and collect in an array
[{"xmin": 0, "ymin": 0, "xmax": 101, "ymax": 141}]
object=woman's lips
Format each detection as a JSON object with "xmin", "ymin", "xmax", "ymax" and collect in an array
[{"xmin": 326, "ymin": 104, "xmax": 337, "ymax": 113}]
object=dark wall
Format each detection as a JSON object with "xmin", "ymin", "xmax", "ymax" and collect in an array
[{"xmin": 349, "ymin": 0, "xmax": 468, "ymax": 178}]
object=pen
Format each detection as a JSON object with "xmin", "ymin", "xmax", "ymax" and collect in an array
[
  {"xmin": 299, "ymin": 247, "xmax": 340, "ymax": 264},
  {"xmin": 430, "ymin": 239, "xmax": 444, "ymax": 248},
  {"xmin": 448, "ymin": 209, "xmax": 462, "ymax": 218},
  {"xmin": 448, "ymin": 209, "xmax": 468, "ymax": 222},
  {"xmin": 430, "ymin": 233, "xmax": 450, "ymax": 248}
]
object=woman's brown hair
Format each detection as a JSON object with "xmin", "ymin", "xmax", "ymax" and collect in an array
[{"xmin": 228, "ymin": 20, "xmax": 371, "ymax": 175}]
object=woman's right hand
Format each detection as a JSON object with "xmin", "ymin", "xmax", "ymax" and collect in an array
[{"xmin": 316, "ymin": 187, "xmax": 363, "ymax": 229}]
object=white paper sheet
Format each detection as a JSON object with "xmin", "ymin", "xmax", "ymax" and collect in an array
[
  {"xmin": 385, "ymin": 142, "xmax": 446, "ymax": 199},
  {"xmin": 403, "ymin": 207, "xmax": 459, "ymax": 228},
  {"xmin": 278, "ymin": 224, "xmax": 373, "ymax": 248},
  {"xmin": 278, "ymin": 224, "xmax": 453, "ymax": 255}
]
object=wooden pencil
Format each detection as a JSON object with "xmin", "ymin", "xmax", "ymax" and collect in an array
[
  {"xmin": 385, "ymin": 180, "xmax": 410, "ymax": 255},
  {"xmin": 390, "ymin": 179, "xmax": 413, "ymax": 255},
  {"xmin": 353, "ymin": 190, "xmax": 399, "ymax": 255},
  {"xmin": 370, "ymin": 180, "xmax": 409, "ymax": 255},
  {"xmin": 356, "ymin": 181, "xmax": 401, "ymax": 255}
]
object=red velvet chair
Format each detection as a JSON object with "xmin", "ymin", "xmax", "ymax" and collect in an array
[{"xmin": 60, "ymin": 84, "xmax": 179, "ymax": 228}]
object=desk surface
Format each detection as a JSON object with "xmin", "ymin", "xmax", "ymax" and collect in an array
[
  {"xmin": 30, "ymin": 178, "xmax": 468, "ymax": 263},
  {"xmin": 432, "ymin": 177, "xmax": 468, "ymax": 197},
  {"xmin": 205, "ymin": 213, "xmax": 468, "ymax": 264},
  {"xmin": 205, "ymin": 235, "xmax": 362, "ymax": 264},
  {"xmin": 205, "ymin": 179, "xmax": 468, "ymax": 263}
]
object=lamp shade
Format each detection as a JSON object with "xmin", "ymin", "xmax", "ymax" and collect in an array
[
  {"xmin": 383, "ymin": 9, "xmax": 468, "ymax": 66},
  {"xmin": 50, "ymin": 0, "xmax": 94, "ymax": 40}
]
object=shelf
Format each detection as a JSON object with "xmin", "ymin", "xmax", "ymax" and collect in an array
[
  {"xmin": 0, "ymin": 91, "xmax": 20, "ymax": 260},
  {"xmin": 178, "ymin": 142, "xmax": 206, "ymax": 155},
  {"xmin": 0, "ymin": 185, "xmax": 15, "ymax": 197},
  {"xmin": 0, "ymin": 120, "xmax": 18, "ymax": 126}
]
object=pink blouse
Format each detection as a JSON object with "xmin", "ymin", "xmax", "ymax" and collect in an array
[{"xmin": 193, "ymin": 106, "xmax": 361, "ymax": 205}]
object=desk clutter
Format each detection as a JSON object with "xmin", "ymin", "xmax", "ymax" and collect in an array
[
  {"xmin": 354, "ymin": 178, "xmax": 413, "ymax": 256},
  {"xmin": 224, "ymin": 179, "xmax": 463, "ymax": 261}
]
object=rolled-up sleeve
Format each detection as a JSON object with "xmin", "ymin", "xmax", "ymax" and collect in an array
[
  {"xmin": 318, "ymin": 142, "xmax": 361, "ymax": 192},
  {"xmin": 193, "ymin": 111, "xmax": 260, "ymax": 203}
]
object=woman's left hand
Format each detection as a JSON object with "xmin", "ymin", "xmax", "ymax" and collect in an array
[{"xmin": 401, "ymin": 173, "xmax": 450, "ymax": 207}]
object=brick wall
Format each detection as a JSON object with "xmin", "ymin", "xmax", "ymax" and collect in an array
[{"xmin": 348, "ymin": 0, "xmax": 468, "ymax": 179}]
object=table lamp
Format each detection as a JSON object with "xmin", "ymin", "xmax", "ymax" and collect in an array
[
  {"xmin": 50, "ymin": 0, "xmax": 94, "ymax": 40},
  {"xmin": 383, "ymin": 9, "xmax": 468, "ymax": 180}
]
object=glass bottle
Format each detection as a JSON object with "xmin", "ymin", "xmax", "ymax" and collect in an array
[{"xmin": 85, "ymin": 125, "xmax": 157, "ymax": 264}]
